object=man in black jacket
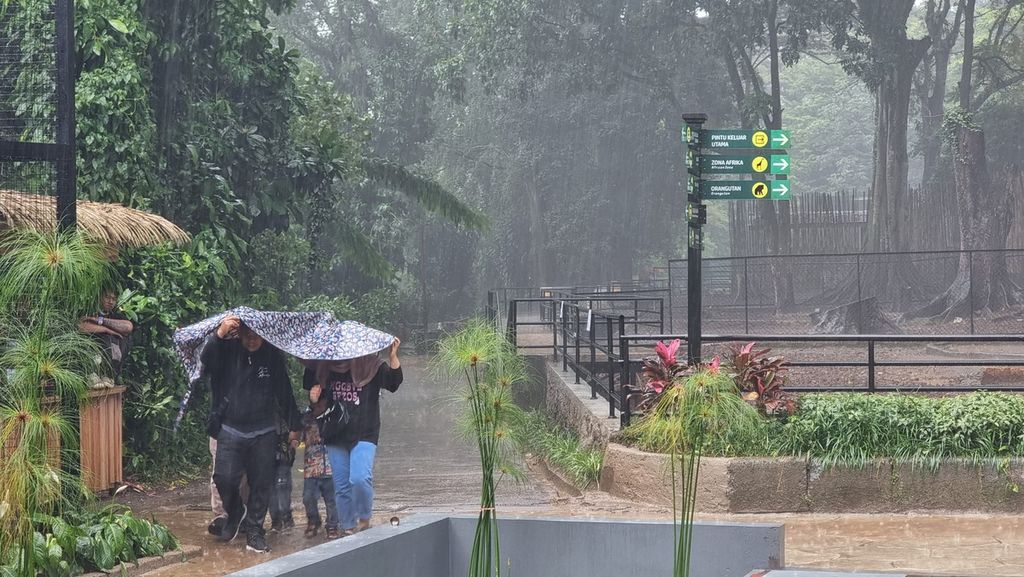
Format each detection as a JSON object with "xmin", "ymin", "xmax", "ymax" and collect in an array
[{"xmin": 202, "ymin": 315, "xmax": 302, "ymax": 554}]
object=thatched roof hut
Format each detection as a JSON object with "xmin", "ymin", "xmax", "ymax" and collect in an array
[{"xmin": 0, "ymin": 190, "xmax": 190, "ymax": 248}]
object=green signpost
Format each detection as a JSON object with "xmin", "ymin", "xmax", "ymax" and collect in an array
[
  {"xmin": 700, "ymin": 180, "xmax": 772, "ymax": 199},
  {"xmin": 698, "ymin": 154, "xmax": 790, "ymax": 175},
  {"xmin": 682, "ymin": 116, "xmax": 795, "ymax": 364},
  {"xmin": 696, "ymin": 129, "xmax": 791, "ymax": 150}
]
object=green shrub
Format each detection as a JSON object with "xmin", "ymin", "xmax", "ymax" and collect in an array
[
  {"xmin": 515, "ymin": 411, "xmax": 603, "ymax": 490},
  {"xmin": 773, "ymin": 392, "xmax": 1024, "ymax": 466},
  {"xmin": 1, "ymin": 506, "xmax": 178, "ymax": 577},
  {"xmin": 625, "ymin": 391, "xmax": 1024, "ymax": 468},
  {"xmin": 117, "ymin": 235, "xmax": 234, "ymax": 481}
]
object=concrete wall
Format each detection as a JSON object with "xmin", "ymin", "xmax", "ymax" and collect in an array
[
  {"xmin": 542, "ymin": 359, "xmax": 1024, "ymax": 514},
  {"xmin": 601, "ymin": 442, "xmax": 1024, "ymax": 514},
  {"xmin": 544, "ymin": 361, "xmax": 619, "ymax": 450},
  {"xmin": 449, "ymin": 516, "xmax": 783, "ymax": 577},
  {"xmin": 226, "ymin": 515, "xmax": 784, "ymax": 577},
  {"xmin": 225, "ymin": 515, "xmax": 450, "ymax": 577}
]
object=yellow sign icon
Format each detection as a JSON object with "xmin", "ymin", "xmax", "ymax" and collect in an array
[
  {"xmin": 751, "ymin": 131, "xmax": 769, "ymax": 148},
  {"xmin": 751, "ymin": 156, "xmax": 768, "ymax": 173},
  {"xmin": 752, "ymin": 182, "xmax": 769, "ymax": 198}
]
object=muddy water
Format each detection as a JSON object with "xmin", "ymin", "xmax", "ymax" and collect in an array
[{"xmin": 129, "ymin": 355, "xmax": 1024, "ymax": 577}]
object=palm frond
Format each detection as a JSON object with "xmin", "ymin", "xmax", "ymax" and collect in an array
[
  {"xmin": 0, "ymin": 229, "xmax": 112, "ymax": 319},
  {"xmin": 364, "ymin": 159, "xmax": 488, "ymax": 230},
  {"xmin": 331, "ymin": 219, "xmax": 395, "ymax": 280}
]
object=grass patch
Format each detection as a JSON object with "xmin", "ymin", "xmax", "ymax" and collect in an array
[
  {"xmin": 622, "ymin": 391, "xmax": 1024, "ymax": 469},
  {"xmin": 515, "ymin": 411, "xmax": 603, "ymax": 490}
]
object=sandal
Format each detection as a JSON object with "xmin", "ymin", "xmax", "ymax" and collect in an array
[
  {"xmin": 304, "ymin": 523, "xmax": 319, "ymax": 538},
  {"xmin": 325, "ymin": 527, "xmax": 340, "ymax": 540}
]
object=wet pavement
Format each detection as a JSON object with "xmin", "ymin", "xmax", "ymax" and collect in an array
[{"xmin": 124, "ymin": 356, "xmax": 1024, "ymax": 577}]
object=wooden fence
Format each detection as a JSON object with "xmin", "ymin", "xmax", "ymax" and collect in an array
[{"xmin": 734, "ymin": 177, "xmax": 1024, "ymax": 258}]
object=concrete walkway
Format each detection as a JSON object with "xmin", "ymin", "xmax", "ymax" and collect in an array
[{"xmin": 129, "ymin": 355, "xmax": 1024, "ymax": 577}]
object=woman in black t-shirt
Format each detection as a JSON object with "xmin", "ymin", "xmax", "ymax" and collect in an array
[{"xmin": 306, "ymin": 339, "xmax": 402, "ymax": 535}]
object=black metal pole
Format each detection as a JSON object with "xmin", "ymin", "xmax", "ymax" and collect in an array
[
  {"xmin": 867, "ymin": 339, "xmax": 876, "ymax": 393},
  {"xmin": 55, "ymin": 0, "xmax": 76, "ymax": 229},
  {"xmin": 562, "ymin": 302, "xmax": 569, "ymax": 372},
  {"xmin": 551, "ymin": 297, "xmax": 559, "ymax": 358},
  {"xmin": 684, "ymin": 113, "xmax": 708, "ymax": 365},
  {"xmin": 668, "ymin": 264, "xmax": 675, "ymax": 331},
  {"xmin": 618, "ymin": 315, "xmax": 630, "ymax": 426},
  {"xmin": 589, "ymin": 310, "xmax": 597, "ymax": 399},
  {"xmin": 574, "ymin": 305, "xmax": 581, "ymax": 384},
  {"xmin": 743, "ymin": 257, "xmax": 750, "ymax": 334},
  {"xmin": 969, "ymin": 250, "xmax": 975, "ymax": 335},
  {"xmin": 607, "ymin": 316, "xmax": 616, "ymax": 419}
]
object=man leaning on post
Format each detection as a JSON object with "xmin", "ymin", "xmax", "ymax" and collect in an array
[{"xmin": 201, "ymin": 315, "xmax": 302, "ymax": 554}]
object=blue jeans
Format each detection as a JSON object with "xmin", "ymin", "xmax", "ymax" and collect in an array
[
  {"xmin": 325, "ymin": 441, "xmax": 376, "ymax": 531},
  {"xmin": 302, "ymin": 477, "xmax": 339, "ymax": 530}
]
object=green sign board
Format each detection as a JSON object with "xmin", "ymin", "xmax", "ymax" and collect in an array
[
  {"xmin": 700, "ymin": 180, "xmax": 773, "ymax": 200},
  {"xmin": 701, "ymin": 129, "xmax": 792, "ymax": 150},
  {"xmin": 770, "ymin": 179, "xmax": 792, "ymax": 200},
  {"xmin": 699, "ymin": 179, "xmax": 792, "ymax": 200},
  {"xmin": 699, "ymin": 154, "xmax": 790, "ymax": 175}
]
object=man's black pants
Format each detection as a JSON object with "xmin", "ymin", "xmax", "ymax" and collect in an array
[{"xmin": 214, "ymin": 429, "xmax": 276, "ymax": 535}]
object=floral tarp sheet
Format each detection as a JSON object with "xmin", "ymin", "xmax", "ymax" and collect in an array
[{"xmin": 172, "ymin": 306, "xmax": 395, "ymax": 429}]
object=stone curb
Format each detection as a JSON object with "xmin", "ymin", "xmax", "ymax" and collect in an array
[{"xmin": 81, "ymin": 544, "xmax": 202, "ymax": 577}]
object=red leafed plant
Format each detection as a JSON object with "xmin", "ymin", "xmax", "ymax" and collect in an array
[
  {"xmin": 634, "ymin": 339, "xmax": 721, "ymax": 414},
  {"xmin": 728, "ymin": 342, "xmax": 794, "ymax": 416}
]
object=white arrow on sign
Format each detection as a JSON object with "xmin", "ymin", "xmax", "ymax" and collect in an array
[
  {"xmin": 772, "ymin": 132, "xmax": 789, "ymax": 147},
  {"xmin": 772, "ymin": 157, "xmax": 789, "ymax": 171},
  {"xmin": 772, "ymin": 182, "xmax": 790, "ymax": 197}
]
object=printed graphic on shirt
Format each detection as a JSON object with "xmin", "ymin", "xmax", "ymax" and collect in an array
[
  {"xmin": 333, "ymin": 381, "xmax": 361, "ymax": 405},
  {"xmin": 257, "ymin": 366, "xmax": 271, "ymax": 379}
]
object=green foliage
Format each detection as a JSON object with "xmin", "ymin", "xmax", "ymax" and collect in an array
[
  {"xmin": 628, "ymin": 369, "xmax": 764, "ymax": 457},
  {"xmin": 0, "ymin": 230, "xmax": 115, "ymax": 577},
  {"xmin": 515, "ymin": 411, "xmax": 602, "ymax": 490},
  {"xmin": 364, "ymin": 160, "xmax": 488, "ymax": 231},
  {"xmin": 774, "ymin": 392, "xmax": 1024, "ymax": 468},
  {"xmin": 245, "ymin": 229, "xmax": 311, "ymax": 308},
  {"xmin": 297, "ymin": 289, "xmax": 399, "ymax": 331},
  {"xmin": 1, "ymin": 507, "xmax": 178, "ymax": 576},
  {"xmin": 116, "ymin": 236, "xmax": 233, "ymax": 480},
  {"xmin": 628, "ymin": 369, "xmax": 760, "ymax": 577},
  {"xmin": 434, "ymin": 319, "xmax": 528, "ymax": 577}
]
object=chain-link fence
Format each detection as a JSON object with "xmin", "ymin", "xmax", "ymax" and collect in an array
[{"xmin": 669, "ymin": 249, "xmax": 1024, "ymax": 336}]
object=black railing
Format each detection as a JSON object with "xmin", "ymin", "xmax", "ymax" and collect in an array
[
  {"xmin": 499, "ymin": 294, "xmax": 1024, "ymax": 427},
  {"xmin": 615, "ymin": 333, "xmax": 1024, "ymax": 425},
  {"xmin": 502, "ymin": 296, "xmax": 666, "ymax": 422}
]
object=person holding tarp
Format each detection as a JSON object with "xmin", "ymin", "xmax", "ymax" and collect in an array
[
  {"xmin": 305, "ymin": 338, "xmax": 402, "ymax": 536},
  {"xmin": 200, "ymin": 315, "xmax": 302, "ymax": 553},
  {"xmin": 173, "ymin": 307, "xmax": 399, "ymax": 545}
]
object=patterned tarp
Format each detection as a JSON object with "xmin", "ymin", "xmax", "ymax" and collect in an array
[{"xmin": 172, "ymin": 306, "xmax": 395, "ymax": 429}]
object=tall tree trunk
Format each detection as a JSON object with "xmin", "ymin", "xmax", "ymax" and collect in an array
[
  {"xmin": 910, "ymin": 125, "xmax": 1019, "ymax": 319},
  {"xmin": 858, "ymin": 0, "xmax": 931, "ymax": 254},
  {"xmin": 911, "ymin": 0, "xmax": 1021, "ymax": 320},
  {"xmin": 917, "ymin": 0, "xmax": 962, "ymax": 185},
  {"xmin": 864, "ymin": 44, "xmax": 929, "ymax": 253},
  {"xmin": 766, "ymin": 0, "xmax": 794, "ymax": 308}
]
